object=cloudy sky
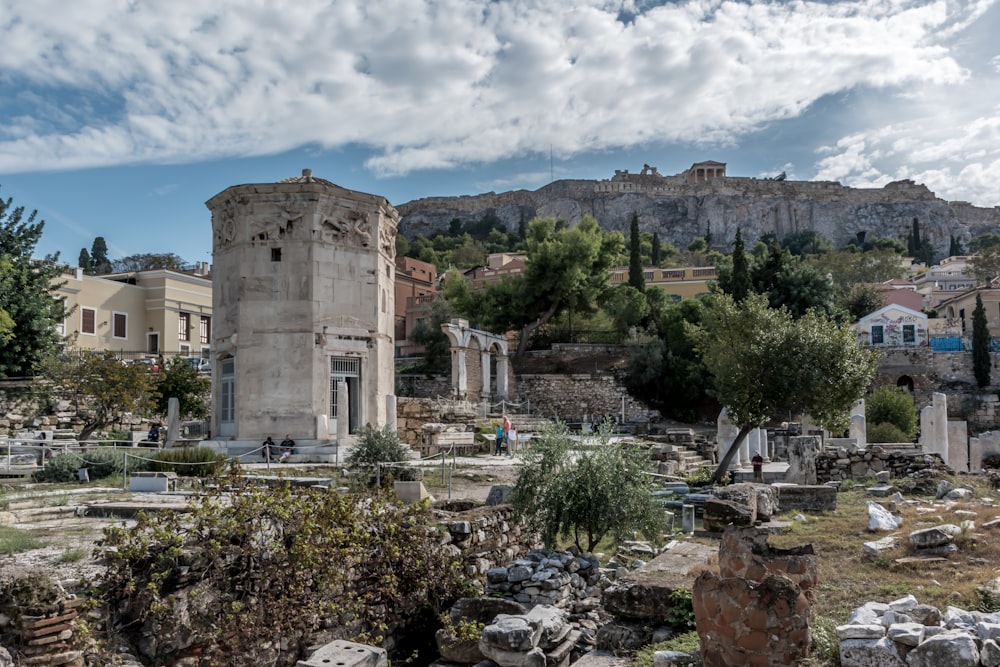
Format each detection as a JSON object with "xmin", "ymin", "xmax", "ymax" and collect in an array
[{"xmin": 1, "ymin": 0, "xmax": 998, "ymax": 265}]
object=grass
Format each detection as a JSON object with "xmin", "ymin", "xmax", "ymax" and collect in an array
[
  {"xmin": 57, "ymin": 546, "xmax": 88, "ymax": 563},
  {"xmin": 0, "ymin": 525, "xmax": 45, "ymax": 554}
]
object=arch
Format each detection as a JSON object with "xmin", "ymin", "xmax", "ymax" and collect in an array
[
  {"xmin": 441, "ymin": 318, "xmax": 509, "ymax": 402},
  {"xmin": 896, "ymin": 375, "xmax": 915, "ymax": 392}
]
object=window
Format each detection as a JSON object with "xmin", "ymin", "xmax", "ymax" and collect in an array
[
  {"xmin": 871, "ymin": 325, "xmax": 884, "ymax": 345},
  {"xmin": 112, "ymin": 312, "xmax": 127, "ymax": 339},
  {"xmin": 272, "ymin": 248, "xmax": 282, "ymax": 262},
  {"xmin": 200, "ymin": 316, "xmax": 211, "ymax": 344},
  {"xmin": 902, "ymin": 324, "xmax": 916, "ymax": 343},
  {"xmin": 178, "ymin": 312, "xmax": 190, "ymax": 342},
  {"xmin": 81, "ymin": 307, "xmax": 96, "ymax": 335}
]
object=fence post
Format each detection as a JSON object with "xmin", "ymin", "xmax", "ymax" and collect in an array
[{"xmin": 123, "ymin": 453, "xmax": 128, "ymax": 491}]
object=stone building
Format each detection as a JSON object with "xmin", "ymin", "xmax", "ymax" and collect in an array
[{"xmin": 206, "ymin": 170, "xmax": 397, "ymax": 441}]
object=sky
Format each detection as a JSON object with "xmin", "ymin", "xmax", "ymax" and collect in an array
[{"xmin": 0, "ymin": 0, "xmax": 998, "ymax": 266}]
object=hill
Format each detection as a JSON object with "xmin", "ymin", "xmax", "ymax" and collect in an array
[{"xmin": 397, "ymin": 161, "xmax": 1000, "ymax": 256}]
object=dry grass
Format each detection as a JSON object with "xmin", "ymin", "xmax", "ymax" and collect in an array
[{"xmin": 765, "ymin": 475, "xmax": 1000, "ymax": 622}]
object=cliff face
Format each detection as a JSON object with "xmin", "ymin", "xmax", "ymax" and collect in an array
[{"xmin": 397, "ymin": 173, "xmax": 1000, "ymax": 255}]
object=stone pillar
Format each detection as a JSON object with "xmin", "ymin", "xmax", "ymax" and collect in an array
[
  {"xmin": 920, "ymin": 393, "xmax": 949, "ymax": 464},
  {"xmin": 480, "ymin": 350, "xmax": 492, "ymax": 401},
  {"xmin": 849, "ymin": 414, "xmax": 867, "ymax": 449},
  {"xmin": 743, "ymin": 429, "xmax": 757, "ymax": 468},
  {"xmin": 495, "ymin": 355, "xmax": 508, "ymax": 400},
  {"xmin": 315, "ymin": 414, "xmax": 330, "ymax": 439},
  {"xmin": 337, "ymin": 382, "xmax": 350, "ymax": 443},
  {"xmin": 757, "ymin": 428, "xmax": 769, "ymax": 462},
  {"xmin": 785, "ymin": 435, "xmax": 820, "ymax": 485},
  {"xmin": 717, "ymin": 409, "xmax": 740, "ymax": 470},
  {"xmin": 451, "ymin": 348, "xmax": 468, "ymax": 400},
  {"xmin": 165, "ymin": 397, "xmax": 180, "ymax": 447},
  {"xmin": 948, "ymin": 420, "xmax": 968, "ymax": 472},
  {"xmin": 385, "ymin": 395, "xmax": 397, "ymax": 434}
]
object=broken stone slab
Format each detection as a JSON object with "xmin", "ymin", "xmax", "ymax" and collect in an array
[
  {"xmin": 909, "ymin": 525, "xmax": 959, "ymax": 549},
  {"xmin": 701, "ymin": 497, "xmax": 754, "ymax": 532},
  {"xmin": 905, "ymin": 629, "xmax": 980, "ymax": 667},
  {"xmin": 652, "ymin": 650, "xmax": 697, "ymax": 667},
  {"xmin": 867, "ymin": 484, "xmax": 897, "ymax": 497},
  {"xmin": 946, "ymin": 487, "xmax": 975, "ymax": 501},
  {"xmin": 296, "ymin": 640, "xmax": 387, "ymax": 667},
  {"xmin": 523, "ymin": 606, "xmax": 571, "ymax": 650},
  {"xmin": 867, "ymin": 501, "xmax": 902, "ymax": 532},
  {"xmin": 863, "ymin": 536, "xmax": 898, "ymax": 556},
  {"xmin": 935, "ymin": 480, "xmax": 955, "ymax": 499},
  {"xmin": 481, "ymin": 615, "xmax": 542, "ymax": 653},
  {"xmin": 775, "ymin": 484, "xmax": 837, "ymax": 512},
  {"xmin": 838, "ymin": 637, "xmax": 906, "ymax": 667},
  {"xmin": 886, "ymin": 621, "xmax": 925, "ymax": 646}
]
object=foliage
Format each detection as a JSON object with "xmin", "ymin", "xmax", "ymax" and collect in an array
[
  {"xmin": 33, "ymin": 448, "xmax": 147, "ymax": 483},
  {"xmin": 866, "ymin": 421, "xmax": 913, "ymax": 444},
  {"xmin": 865, "ymin": 386, "xmax": 918, "ymax": 440},
  {"xmin": 0, "ymin": 189, "xmax": 69, "ymax": 378},
  {"xmin": 345, "ymin": 424, "xmax": 418, "ymax": 487},
  {"xmin": 970, "ymin": 243, "xmax": 1000, "ymax": 285},
  {"xmin": 112, "ymin": 253, "xmax": 186, "ymax": 272},
  {"xmin": 39, "ymin": 351, "xmax": 153, "ymax": 441},
  {"xmin": 728, "ymin": 228, "xmax": 750, "ymax": 302},
  {"xmin": 510, "ymin": 422, "xmax": 662, "ymax": 552},
  {"xmin": 783, "ymin": 230, "xmax": 833, "ymax": 256},
  {"xmin": 689, "ymin": 293, "xmax": 880, "ymax": 481},
  {"xmin": 408, "ymin": 296, "xmax": 454, "ymax": 371},
  {"xmin": 844, "ymin": 284, "xmax": 884, "ymax": 321},
  {"xmin": 601, "ymin": 284, "xmax": 649, "ymax": 340},
  {"xmin": 973, "ymin": 293, "xmax": 991, "ymax": 388},
  {"xmin": 970, "ymin": 233, "xmax": 1000, "ymax": 253},
  {"xmin": 98, "ymin": 478, "xmax": 471, "ymax": 665},
  {"xmin": 632, "ymin": 631, "xmax": 702, "ymax": 667},
  {"xmin": 90, "ymin": 236, "xmax": 112, "ymax": 274},
  {"xmin": 628, "ymin": 212, "xmax": 644, "ymax": 292},
  {"xmin": 150, "ymin": 356, "xmax": 210, "ymax": 419},
  {"xmin": 665, "ymin": 588, "xmax": 696, "ymax": 630},
  {"xmin": 0, "ymin": 525, "xmax": 45, "ymax": 554},
  {"xmin": 148, "ymin": 447, "xmax": 226, "ymax": 477}
]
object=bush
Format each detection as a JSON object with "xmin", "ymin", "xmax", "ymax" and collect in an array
[
  {"xmin": 149, "ymin": 446, "xmax": 226, "ymax": 477},
  {"xmin": 346, "ymin": 424, "xmax": 418, "ymax": 487},
  {"xmin": 867, "ymin": 421, "xmax": 912, "ymax": 444},
  {"xmin": 33, "ymin": 449, "xmax": 142, "ymax": 483},
  {"xmin": 866, "ymin": 386, "xmax": 917, "ymax": 439}
]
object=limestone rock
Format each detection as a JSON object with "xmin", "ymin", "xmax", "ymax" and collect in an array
[
  {"xmin": 838, "ymin": 637, "xmax": 906, "ymax": 666},
  {"xmin": 486, "ymin": 485, "xmax": 514, "ymax": 506},
  {"xmin": 905, "ymin": 629, "xmax": 980, "ymax": 667},
  {"xmin": 909, "ymin": 526, "xmax": 957, "ymax": 550},
  {"xmin": 867, "ymin": 501, "xmax": 902, "ymax": 532},
  {"xmin": 702, "ymin": 497, "xmax": 754, "ymax": 532}
]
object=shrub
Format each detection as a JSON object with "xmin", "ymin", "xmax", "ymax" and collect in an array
[
  {"xmin": 149, "ymin": 446, "xmax": 226, "ymax": 477},
  {"xmin": 866, "ymin": 386, "xmax": 917, "ymax": 440},
  {"xmin": 345, "ymin": 424, "xmax": 418, "ymax": 487},
  {"xmin": 34, "ymin": 449, "xmax": 151, "ymax": 483},
  {"xmin": 867, "ymin": 422, "xmax": 912, "ymax": 444}
]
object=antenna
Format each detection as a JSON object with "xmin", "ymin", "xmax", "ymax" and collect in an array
[{"xmin": 550, "ymin": 144, "xmax": 554, "ymax": 183}]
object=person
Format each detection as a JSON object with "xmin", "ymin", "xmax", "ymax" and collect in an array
[
  {"xmin": 494, "ymin": 423, "xmax": 504, "ymax": 456},
  {"xmin": 751, "ymin": 450, "xmax": 764, "ymax": 483},
  {"xmin": 147, "ymin": 423, "xmax": 161, "ymax": 444},
  {"xmin": 506, "ymin": 424, "xmax": 518, "ymax": 457},
  {"xmin": 262, "ymin": 436, "xmax": 275, "ymax": 461},
  {"xmin": 280, "ymin": 434, "xmax": 296, "ymax": 455}
]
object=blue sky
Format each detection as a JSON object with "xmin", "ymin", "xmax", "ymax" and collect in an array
[{"xmin": 1, "ymin": 0, "xmax": 998, "ymax": 266}]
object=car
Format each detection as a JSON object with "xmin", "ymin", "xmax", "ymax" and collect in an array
[{"xmin": 185, "ymin": 357, "xmax": 211, "ymax": 373}]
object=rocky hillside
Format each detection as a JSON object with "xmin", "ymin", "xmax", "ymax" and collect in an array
[{"xmin": 397, "ymin": 165, "xmax": 1000, "ymax": 256}]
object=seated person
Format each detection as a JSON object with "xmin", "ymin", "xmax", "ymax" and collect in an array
[
  {"xmin": 262, "ymin": 436, "xmax": 276, "ymax": 461},
  {"xmin": 147, "ymin": 424, "xmax": 161, "ymax": 443},
  {"xmin": 280, "ymin": 434, "xmax": 296, "ymax": 455}
]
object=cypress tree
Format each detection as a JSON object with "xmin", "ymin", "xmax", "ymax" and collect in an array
[
  {"xmin": 973, "ymin": 293, "xmax": 991, "ymax": 388},
  {"xmin": 651, "ymin": 233, "xmax": 661, "ymax": 267},
  {"xmin": 78, "ymin": 248, "xmax": 91, "ymax": 273},
  {"xmin": 731, "ymin": 228, "xmax": 750, "ymax": 303},
  {"xmin": 628, "ymin": 212, "xmax": 644, "ymax": 292}
]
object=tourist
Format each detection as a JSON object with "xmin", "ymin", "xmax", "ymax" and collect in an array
[
  {"xmin": 494, "ymin": 423, "xmax": 504, "ymax": 456},
  {"xmin": 147, "ymin": 423, "xmax": 161, "ymax": 444},
  {"xmin": 506, "ymin": 424, "xmax": 518, "ymax": 457},
  {"xmin": 752, "ymin": 450, "xmax": 764, "ymax": 483},
  {"xmin": 262, "ymin": 436, "xmax": 276, "ymax": 461},
  {"xmin": 280, "ymin": 434, "xmax": 296, "ymax": 455}
]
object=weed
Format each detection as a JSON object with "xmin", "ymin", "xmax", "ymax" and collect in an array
[
  {"xmin": 58, "ymin": 546, "xmax": 88, "ymax": 563},
  {"xmin": 0, "ymin": 525, "xmax": 44, "ymax": 554},
  {"xmin": 632, "ymin": 631, "xmax": 701, "ymax": 667}
]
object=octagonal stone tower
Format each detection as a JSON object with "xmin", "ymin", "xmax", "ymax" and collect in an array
[{"xmin": 206, "ymin": 169, "xmax": 397, "ymax": 441}]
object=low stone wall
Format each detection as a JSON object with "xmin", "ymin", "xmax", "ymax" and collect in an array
[
  {"xmin": 396, "ymin": 397, "xmax": 480, "ymax": 448},
  {"xmin": 816, "ymin": 445, "xmax": 950, "ymax": 482},
  {"xmin": 434, "ymin": 503, "xmax": 538, "ymax": 576},
  {"xmin": 515, "ymin": 374, "xmax": 654, "ymax": 423}
]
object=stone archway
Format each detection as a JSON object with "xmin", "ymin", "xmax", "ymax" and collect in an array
[
  {"xmin": 441, "ymin": 319, "xmax": 509, "ymax": 402},
  {"xmin": 896, "ymin": 375, "xmax": 915, "ymax": 392}
]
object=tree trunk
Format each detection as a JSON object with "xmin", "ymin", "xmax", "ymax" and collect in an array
[
  {"xmin": 710, "ymin": 423, "xmax": 755, "ymax": 485},
  {"xmin": 515, "ymin": 299, "xmax": 562, "ymax": 356}
]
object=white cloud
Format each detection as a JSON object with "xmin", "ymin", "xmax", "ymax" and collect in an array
[{"xmin": 0, "ymin": 0, "xmax": 996, "ymax": 204}]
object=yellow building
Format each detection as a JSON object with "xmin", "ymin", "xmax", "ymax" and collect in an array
[
  {"xmin": 608, "ymin": 265, "xmax": 717, "ymax": 300},
  {"xmin": 54, "ymin": 264, "xmax": 213, "ymax": 359}
]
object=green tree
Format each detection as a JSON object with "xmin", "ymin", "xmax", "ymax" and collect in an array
[
  {"xmin": 729, "ymin": 228, "xmax": 750, "ymax": 303},
  {"xmin": 602, "ymin": 284, "xmax": 649, "ymax": 340},
  {"xmin": 973, "ymin": 293, "xmax": 991, "ymax": 388},
  {"xmin": 395, "ymin": 233, "xmax": 411, "ymax": 258},
  {"xmin": 782, "ymin": 230, "xmax": 833, "ymax": 256},
  {"xmin": 90, "ymin": 236, "xmax": 112, "ymax": 274},
  {"xmin": 78, "ymin": 248, "xmax": 91, "ymax": 273},
  {"xmin": 865, "ymin": 386, "xmax": 917, "ymax": 440},
  {"xmin": 0, "ymin": 192, "xmax": 69, "ymax": 378},
  {"xmin": 408, "ymin": 296, "xmax": 454, "ymax": 371},
  {"xmin": 628, "ymin": 212, "xmax": 644, "ymax": 292},
  {"xmin": 969, "ymin": 233, "xmax": 1000, "ymax": 253},
  {"xmin": 40, "ymin": 351, "xmax": 153, "ymax": 441},
  {"xmin": 766, "ymin": 262, "xmax": 839, "ymax": 319},
  {"xmin": 844, "ymin": 284, "xmax": 884, "ymax": 321},
  {"xmin": 689, "ymin": 293, "xmax": 879, "ymax": 482},
  {"xmin": 510, "ymin": 421, "xmax": 662, "ymax": 552},
  {"xmin": 651, "ymin": 232, "xmax": 661, "ymax": 266},
  {"xmin": 970, "ymin": 244, "xmax": 1000, "ymax": 285},
  {"xmin": 949, "ymin": 235, "xmax": 964, "ymax": 257},
  {"xmin": 150, "ymin": 356, "xmax": 210, "ymax": 419},
  {"xmin": 112, "ymin": 253, "xmax": 186, "ymax": 272}
]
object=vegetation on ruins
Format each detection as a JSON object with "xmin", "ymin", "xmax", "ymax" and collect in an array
[
  {"xmin": 973, "ymin": 293, "xmax": 991, "ymax": 388},
  {"xmin": 33, "ymin": 446, "xmax": 224, "ymax": 483},
  {"xmin": 509, "ymin": 421, "xmax": 662, "ymax": 552},
  {"xmin": 407, "ymin": 295, "xmax": 454, "ymax": 372},
  {"xmin": 0, "ymin": 189, "xmax": 69, "ymax": 378},
  {"xmin": 865, "ymin": 385, "xmax": 918, "ymax": 443},
  {"xmin": 38, "ymin": 351, "xmax": 153, "ymax": 441},
  {"xmin": 689, "ymin": 293, "xmax": 880, "ymax": 483},
  {"xmin": 149, "ymin": 355, "xmax": 210, "ymax": 419},
  {"xmin": 345, "ymin": 424, "xmax": 419, "ymax": 487},
  {"xmin": 98, "ymin": 474, "xmax": 471, "ymax": 665}
]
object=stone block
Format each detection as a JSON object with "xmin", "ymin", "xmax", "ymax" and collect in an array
[
  {"xmin": 296, "ymin": 640, "xmax": 387, "ymax": 667},
  {"xmin": 776, "ymin": 485, "xmax": 837, "ymax": 512},
  {"xmin": 393, "ymin": 481, "xmax": 430, "ymax": 504}
]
